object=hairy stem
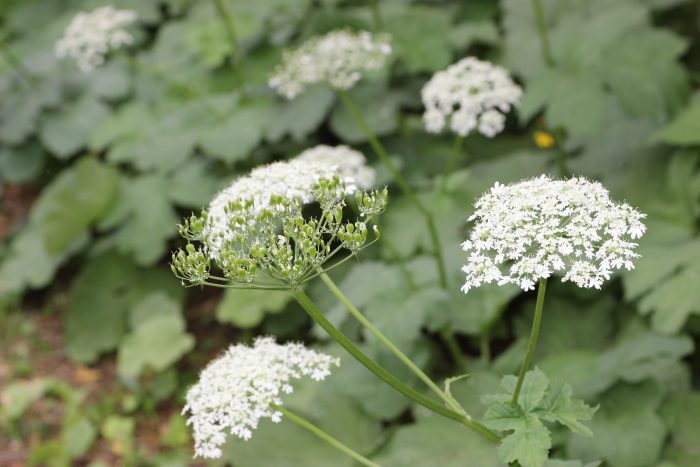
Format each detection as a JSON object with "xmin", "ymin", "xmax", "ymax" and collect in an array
[
  {"xmin": 211, "ymin": 0, "xmax": 244, "ymax": 87},
  {"xmin": 511, "ymin": 278, "xmax": 548, "ymax": 404},
  {"xmin": 291, "ymin": 289, "xmax": 501, "ymax": 443},
  {"xmin": 531, "ymin": 0, "xmax": 555, "ymax": 67},
  {"xmin": 337, "ymin": 91, "xmax": 448, "ymax": 293},
  {"xmin": 337, "ymin": 89, "xmax": 464, "ymax": 367},
  {"xmin": 271, "ymin": 404, "xmax": 381, "ymax": 467},
  {"xmin": 368, "ymin": 0, "xmax": 384, "ymax": 31}
]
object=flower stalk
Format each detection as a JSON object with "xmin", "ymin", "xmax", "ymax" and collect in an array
[
  {"xmin": 531, "ymin": 0, "xmax": 555, "ymax": 67},
  {"xmin": 291, "ymin": 289, "xmax": 501, "ymax": 443},
  {"xmin": 211, "ymin": 0, "xmax": 244, "ymax": 87},
  {"xmin": 271, "ymin": 404, "xmax": 381, "ymax": 467},
  {"xmin": 337, "ymin": 89, "xmax": 449, "ymax": 290},
  {"xmin": 511, "ymin": 278, "xmax": 547, "ymax": 404}
]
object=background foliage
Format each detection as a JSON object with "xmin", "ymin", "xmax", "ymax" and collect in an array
[{"xmin": 1, "ymin": 0, "xmax": 699, "ymax": 466}]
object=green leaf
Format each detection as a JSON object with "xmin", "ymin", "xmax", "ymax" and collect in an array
[
  {"xmin": 216, "ymin": 288, "xmax": 292, "ymax": 328},
  {"xmin": 1, "ymin": 378, "xmax": 52, "ymax": 421},
  {"xmin": 199, "ymin": 98, "xmax": 273, "ymax": 163},
  {"xmin": 663, "ymin": 392, "xmax": 700, "ymax": 466},
  {"xmin": 383, "ymin": 5, "xmax": 452, "ymax": 72},
  {"xmin": 373, "ymin": 416, "xmax": 501, "ymax": 466},
  {"xmin": 0, "ymin": 141, "xmax": 47, "ymax": 184},
  {"xmin": 0, "ymin": 91, "xmax": 41, "ymax": 146},
  {"xmin": 498, "ymin": 416, "xmax": 552, "ymax": 467},
  {"xmin": 538, "ymin": 382, "xmax": 596, "ymax": 437},
  {"xmin": 66, "ymin": 254, "xmax": 183, "ymax": 363},
  {"xmin": 35, "ymin": 158, "xmax": 119, "ymax": 253},
  {"xmin": 39, "ymin": 95, "xmax": 111, "ymax": 159},
  {"xmin": 117, "ymin": 293, "xmax": 194, "ymax": 379},
  {"xmin": 330, "ymin": 82, "xmax": 400, "ymax": 143},
  {"xmin": 653, "ymin": 101, "xmax": 700, "ymax": 145},
  {"xmin": 483, "ymin": 369, "xmax": 595, "ymax": 467},
  {"xmin": 97, "ymin": 175, "xmax": 179, "ymax": 266},
  {"xmin": 267, "ymin": 86, "xmax": 335, "ymax": 143},
  {"xmin": 168, "ymin": 159, "xmax": 226, "ymax": 209},
  {"xmin": 63, "ymin": 417, "xmax": 96, "ymax": 459},
  {"xmin": 0, "ymin": 227, "xmax": 87, "ymax": 294}
]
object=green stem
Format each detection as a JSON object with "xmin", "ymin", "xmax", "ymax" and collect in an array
[
  {"xmin": 439, "ymin": 135, "xmax": 464, "ymax": 192},
  {"xmin": 272, "ymin": 404, "xmax": 381, "ymax": 467},
  {"xmin": 211, "ymin": 0, "xmax": 244, "ymax": 87},
  {"xmin": 511, "ymin": 278, "xmax": 548, "ymax": 405},
  {"xmin": 531, "ymin": 0, "xmax": 555, "ymax": 67},
  {"xmin": 291, "ymin": 289, "xmax": 501, "ymax": 443},
  {"xmin": 480, "ymin": 330, "xmax": 491, "ymax": 364},
  {"xmin": 368, "ymin": 0, "xmax": 384, "ymax": 31},
  {"xmin": 318, "ymin": 273, "xmax": 472, "ymax": 420},
  {"xmin": 337, "ymin": 90, "xmax": 448, "ymax": 291},
  {"xmin": 118, "ymin": 53, "xmax": 225, "ymax": 122}
]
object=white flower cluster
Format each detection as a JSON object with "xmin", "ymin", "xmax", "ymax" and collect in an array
[
  {"xmin": 269, "ymin": 29, "xmax": 392, "ymax": 99},
  {"xmin": 55, "ymin": 6, "xmax": 137, "ymax": 73},
  {"xmin": 183, "ymin": 337, "xmax": 339, "ymax": 458},
  {"xmin": 421, "ymin": 57, "xmax": 522, "ymax": 137},
  {"xmin": 206, "ymin": 145, "xmax": 374, "ymax": 256},
  {"xmin": 461, "ymin": 176, "xmax": 646, "ymax": 293}
]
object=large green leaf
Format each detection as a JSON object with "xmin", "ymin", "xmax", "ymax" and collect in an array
[
  {"xmin": 117, "ymin": 293, "xmax": 194, "ymax": 379},
  {"xmin": 34, "ymin": 157, "xmax": 119, "ymax": 254},
  {"xmin": 216, "ymin": 288, "xmax": 292, "ymax": 328},
  {"xmin": 66, "ymin": 254, "xmax": 183, "ymax": 363},
  {"xmin": 653, "ymin": 101, "xmax": 700, "ymax": 146}
]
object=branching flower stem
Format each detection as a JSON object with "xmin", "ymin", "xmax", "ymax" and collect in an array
[
  {"xmin": 511, "ymin": 278, "xmax": 548, "ymax": 404},
  {"xmin": 337, "ymin": 89, "xmax": 464, "ymax": 366},
  {"xmin": 368, "ymin": 0, "xmax": 384, "ymax": 31},
  {"xmin": 531, "ymin": 0, "xmax": 554, "ymax": 67},
  {"xmin": 291, "ymin": 289, "xmax": 501, "ymax": 443},
  {"xmin": 270, "ymin": 404, "xmax": 380, "ymax": 467},
  {"xmin": 211, "ymin": 0, "xmax": 244, "ymax": 87}
]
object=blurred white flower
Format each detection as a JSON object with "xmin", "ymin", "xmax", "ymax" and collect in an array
[
  {"xmin": 205, "ymin": 145, "xmax": 375, "ymax": 257},
  {"xmin": 55, "ymin": 6, "xmax": 137, "ymax": 73},
  {"xmin": 183, "ymin": 337, "xmax": 339, "ymax": 458},
  {"xmin": 421, "ymin": 57, "xmax": 522, "ymax": 137},
  {"xmin": 269, "ymin": 29, "xmax": 391, "ymax": 99},
  {"xmin": 461, "ymin": 176, "xmax": 646, "ymax": 293}
]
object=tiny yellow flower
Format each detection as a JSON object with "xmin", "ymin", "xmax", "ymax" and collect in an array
[{"xmin": 534, "ymin": 130, "xmax": 555, "ymax": 149}]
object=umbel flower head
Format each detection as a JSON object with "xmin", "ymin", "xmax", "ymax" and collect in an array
[
  {"xmin": 171, "ymin": 146, "xmax": 387, "ymax": 288},
  {"xmin": 55, "ymin": 6, "xmax": 138, "ymax": 73},
  {"xmin": 269, "ymin": 29, "xmax": 392, "ymax": 99},
  {"xmin": 183, "ymin": 337, "xmax": 339, "ymax": 458},
  {"xmin": 204, "ymin": 145, "xmax": 376, "ymax": 258},
  {"xmin": 421, "ymin": 57, "xmax": 522, "ymax": 137},
  {"xmin": 461, "ymin": 176, "xmax": 646, "ymax": 293}
]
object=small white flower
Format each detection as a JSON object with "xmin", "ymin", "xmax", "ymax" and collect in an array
[
  {"xmin": 183, "ymin": 337, "xmax": 339, "ymax": 458},
  {"xmin": 55, "ymin": 6, "xmax": 138, "ymax": 73},
  {"xmin": 269, "ymin": 29, "xmax": 392, "ymax": 99},
  {"xmin": 205, "ymin": 145, "xmax": 374, "ymax": 258},
  {"xmin": 421, "ymin": 57, "xmax": 522, "ymax": 137},
  {"xmin": 461, "ymin": 176, "xmax": 646, "ymax": 293}
]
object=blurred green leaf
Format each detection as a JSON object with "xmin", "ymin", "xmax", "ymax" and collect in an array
[
  {"xmin": 653, "ymin": 102, "xmax": 700, "ymax": 146},
  {"xmin": 216, "ymin": 288, "xmax": 292, "ymax": 328}
]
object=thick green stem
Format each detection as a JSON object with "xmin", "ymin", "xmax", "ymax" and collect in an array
[
  {"xmin": 211, "ymin": 0, "xmax": 244, "ymax": 87},
  {"xmin": 511, "ymin": 278, "xmax": 548, "ymax": 405},
  {"xmin": 291, "ymin": 289, "xmax": 500, "ymax": 443},
  {"xmin": 368, "ymin": 0, "xmax": 384, "ymax": 31},
  {"xmin": 272, "ymin": 404, "xmax": 380, "ymax": 467},
  {"xmin": 531, "ymin": 0, "xmax": 555, "ymax": 67},
  {"xmin": 337, "ymin": 90, "xmax": 448, "ymax": 291}
]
